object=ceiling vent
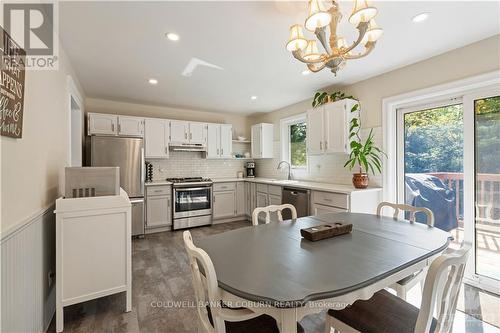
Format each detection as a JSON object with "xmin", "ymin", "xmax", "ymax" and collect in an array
[{"xmin": 181, "ymin": 57, "xmax": 223, "ymax": 77}]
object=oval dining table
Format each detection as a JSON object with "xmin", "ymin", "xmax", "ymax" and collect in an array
[{"xmin": 197, "ymin": 212, "xmax": 452, "ymax": 333}]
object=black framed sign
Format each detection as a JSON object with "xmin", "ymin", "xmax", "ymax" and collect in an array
[{"xmin": 1, "ymin": 26, "xmax": 26, "ymax": 138}]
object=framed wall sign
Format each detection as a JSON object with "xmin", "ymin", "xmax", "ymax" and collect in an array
[{"xmin": 1, "ymin": 26, "xmax": 26, "ymax": 138}]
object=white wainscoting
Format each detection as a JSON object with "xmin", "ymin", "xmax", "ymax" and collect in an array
[{"xmin": 1, "ymin": 205, "xmax": 56, "ymax": 333}]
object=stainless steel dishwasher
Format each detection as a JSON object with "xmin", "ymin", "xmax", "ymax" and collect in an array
[{"xmin": 282, "ymin": 187, "xmax": 310, "ymax": 220}]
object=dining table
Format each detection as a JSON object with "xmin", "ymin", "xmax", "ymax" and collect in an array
[{"xmin": 197, "ymin": 212, "xmax": 452, "ymax": 333}]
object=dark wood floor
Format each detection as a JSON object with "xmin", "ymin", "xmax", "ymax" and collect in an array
[{"xmin": 48, "ymin": 221, "xmax": 325, "ymax": 333}]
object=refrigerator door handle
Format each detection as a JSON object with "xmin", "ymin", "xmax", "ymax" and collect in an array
[{"xmin": 141, "ymin": 147, "xmax": 145, "ymax": 195}]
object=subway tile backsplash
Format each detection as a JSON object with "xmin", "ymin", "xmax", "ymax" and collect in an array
[
  {"xmin": 254, "ymin": 127, "xmax": 383, "ymax": 187},
  {"xmin": 147, "ymin": 127, "xmax": 382, "ymax": 187},
  {"xmin": 147, "ymin": 151, "xmax": 247, "ymax": 180}
]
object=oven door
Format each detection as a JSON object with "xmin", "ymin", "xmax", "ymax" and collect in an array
[{"xmin": 173, "ymin": 186, "xmax": 212, "ymax": 218}]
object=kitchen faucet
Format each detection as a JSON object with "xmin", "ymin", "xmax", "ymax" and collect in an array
[{"xmin": 277, "ymin": 161, "xmax": 292, "ymax": 180}]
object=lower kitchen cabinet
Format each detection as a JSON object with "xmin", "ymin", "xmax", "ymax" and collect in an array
[
  {"xmin": 213, "ymin": 191, "xmax": 236, "ymax": 219},
  {"xmin": 256, "ymin": 191, "xmax": 268, "ymax": 208},
  {"xmin": 236, "ymin": 182, "xmax": 245, "ymax": 216},
  {"xmin": 146, "ymin": 185, "xmax": 172, "ymax": 229},
  {"xmin": 312, "ymin": 202, "xmax": 346, "ymax": 216}
]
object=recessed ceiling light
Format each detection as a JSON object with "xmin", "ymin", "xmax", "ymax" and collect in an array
[
  {"xmin": 412, "ymin": 12, "xmax": 430, "ymax": 23},
  {"xmin": 148, "ymin": 78, "xmax": 158, "ymax": 85},
  {"xmin": 302, "ymin": 70, "xmax": 311, "ymax": 76},
  {"xmin": 166, "ymin": 32, "xmax": 180, "ymax": 41},
  {"xmin": 250, "ymin": 96, "xmax": 258, "ymax": 100}
]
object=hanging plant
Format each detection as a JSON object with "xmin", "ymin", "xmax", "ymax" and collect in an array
[{"xmin": 312, "ymin": 90, "xmax": 355, "ymax": 108}]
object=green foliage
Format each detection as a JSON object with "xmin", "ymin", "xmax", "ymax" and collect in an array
[
  {"xmin": 312, "ymin": 90, "xmax": 354, "ymax": 108},
  {"xmin": 290, "ymin": 122, "xmax": 307, "ymax": 167},
  {"xmin": 344, "ymin": 103, "xmax": 386, "ymax": 174}
]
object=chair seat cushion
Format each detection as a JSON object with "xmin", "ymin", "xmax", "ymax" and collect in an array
[{"xmin": 327, "ymin": 290, "xmax": 437, "ymax": 333}]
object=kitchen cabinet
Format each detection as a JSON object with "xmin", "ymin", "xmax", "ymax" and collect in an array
[
  {"xmin": 213, "ymin": 191, "xmax": 236, "ymax": 219},
  {"xmin": 88, "ymin": 113, "xmax": 118, "ymax": 135},
  {"xmin": 236, "ymin": 182, "xmax": 245, "ymax": 216},
  {"xmin": 118, "ymin": 116, "xmax": 144, "ymax": 137},
  {"xmin": 146, "ymin": 185, "xmax": 172, "ymax": 228},
  {"xmin": 189, "ymin": 122, "xmax": 207, "ymax": 144},
  {"xmin": 206, "ymin": 124, "xmax": 232, "ymax": 158},
  {"xmin": 256, "ymin": 192, "xmax": 268, "ymax": 208},
  {"xmin": 307, "ymin": 99, "xmax": 358, "ymax": 155},
  {"xmin": 145, "ymin": 118, "xmax": 169, "ymax": 158},
  {"xmin": 251, "ymin": 123, "xmax": 273, "ymax": 158},
  {"xmin": 312, "ymin": 202, "xmax": 347, "ymax": 216},
  {"xmin": 170, "ymin": 120, "xmax": 189, "ymax": 145},
  {"xmin": 245, "ymin": 182, "xmax": 256, "ymax": 218}
]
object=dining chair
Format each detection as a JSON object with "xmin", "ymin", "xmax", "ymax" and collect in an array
[
  {"xmin": 252, "ymin": 204, "xmax": 298, "ymax": 226},
  {"xmin": 183, "ymin": 230, "xmax": 304, "ymax": 333},
  {"xmin": 377, "ymin": 201, "xmax": 435, "ymax": 300},
  {"xmin": 325, "ymin": 245, "xmax": 470, "ymax": 333}
]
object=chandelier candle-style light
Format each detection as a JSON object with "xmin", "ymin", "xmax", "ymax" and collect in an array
[{"xmin": 286, "ymin": 0, "xmax": 382, "ymax": 75}]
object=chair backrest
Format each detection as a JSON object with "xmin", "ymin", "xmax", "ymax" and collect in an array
[
  {"xmin": 183, "ymin": 231, "xmax": 224, "ymax": 333},
  {"xmin": 415, "ymin": 245, "xmax": 471, "ymax": 333},
  {"xmin": 252, "ymin": 204, "xmax": 297, "ymax": 226},
  {"xmin": 376, "ymin": 201, "xmax": 434, "ymax": 226}
]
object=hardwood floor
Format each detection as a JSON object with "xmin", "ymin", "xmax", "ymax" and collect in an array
[{"xmin": 47, "ymin": 221, "xmax": 498, "ymax": 333}]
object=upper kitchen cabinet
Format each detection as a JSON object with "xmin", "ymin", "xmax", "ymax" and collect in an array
[
  {"xmin": 118, "ymin": 116, "xmax": 144, "ymax": 137},
  {"xmin": 169, "ymin": 120, "xmax": 207, "ymax": 146},
  {"xmin": 251, "ymin": 123, "xmax": 273, "ymax": 159},
  {"xmin": 206, "ymin": 124, "xmax": 232, "ymax": 159},
  {"xmin": 307, "ymin": 99, "xmax": 358, "ymax": 155},
  {"xmin": 88, "ymin": 113, "xmax": 143, "ymax": 137},
  {"xmin": 145, "ymin": 118, "xmax": 170, "ymax": 159},
  {"xmin": 88, "ymin": 113, "xmax": 118, "ymax": 135}
]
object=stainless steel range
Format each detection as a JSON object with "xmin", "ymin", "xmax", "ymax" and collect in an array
[{"xmin": 168, "ymin": 177, "xmax": 213, "ymax": 230}]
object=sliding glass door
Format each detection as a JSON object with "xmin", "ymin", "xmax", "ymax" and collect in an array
[
  {"xmin": 464, "ymin": 91, "xmax": 500, "ymax": 292},
  {"xmin": 397, "ymin": 87, "xmax": 500, "ymax": 294}
]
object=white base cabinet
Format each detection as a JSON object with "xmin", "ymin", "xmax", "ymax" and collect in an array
[
  {"xmin": 213, "ymin": 182, "xmax": 246, "ymax": 222},
  {"xmin": 146, "ymin": 185, "xmax": 172, "ymax": 229}
]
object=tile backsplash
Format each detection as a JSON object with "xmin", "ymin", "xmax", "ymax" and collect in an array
[
  {"xmin": 254, "ymin": 127, "xmax": 383, "ymax": 187},
  {"xmin": 147, "ymin": 151, "xmax": 247, "ymax": 180}
]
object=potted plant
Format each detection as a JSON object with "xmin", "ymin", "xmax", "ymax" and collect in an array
[
  {"xmin": 312, "ymin": 90, "xmax": 354, "ymax": 108},
  {"xmin": 344, "ymin": 104, "xmax": 386, "ymax": 188}
]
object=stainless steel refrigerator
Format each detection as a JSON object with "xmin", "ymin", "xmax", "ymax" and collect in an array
[{"xmin": 90, "ymin": 136, "xmax": 145, "ymax": 236}]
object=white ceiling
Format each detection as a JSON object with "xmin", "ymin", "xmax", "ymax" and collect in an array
[{"xmin": 59, "ymin": 1, "xmax": 500, "ymax": 115}]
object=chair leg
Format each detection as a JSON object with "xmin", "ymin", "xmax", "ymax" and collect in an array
[{"xmin": 396, "ymin": 286, "xmax": 407, "ymax": 301}]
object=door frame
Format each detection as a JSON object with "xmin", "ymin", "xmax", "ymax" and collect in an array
[
  {"xmin": 463, "ymin": 87, "xmax": 500, "ymax": 293},
  {"xmin": 67, "ymin": 75, "xmax": 84, "ymax": 167},
  {"xmin": 382, "ymin": 71, "xmax": 500, "ymax": 294}
]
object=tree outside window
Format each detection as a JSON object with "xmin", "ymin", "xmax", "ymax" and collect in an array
[{"xmin": 290, "ymin": 122, "xmax": 307, "ymax": 168}]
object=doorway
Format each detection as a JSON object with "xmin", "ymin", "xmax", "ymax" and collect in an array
[{"xmin": 68, "ymin": 76, "xmax": 83, "ymax": 167}]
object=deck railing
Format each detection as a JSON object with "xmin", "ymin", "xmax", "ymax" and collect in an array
[{"xmin": 427, "ymin": 172, "xmax": 500, "ymax": 224}]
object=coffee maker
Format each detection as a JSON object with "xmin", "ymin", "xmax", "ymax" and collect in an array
[{"xmin": 245, "ymin": 162, "xmax": 256, "ymax": 178}]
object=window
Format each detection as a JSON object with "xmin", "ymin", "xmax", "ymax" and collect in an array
[{"xmin": 281, "ymin": 114, "xmax": 307, "ymax": 169}]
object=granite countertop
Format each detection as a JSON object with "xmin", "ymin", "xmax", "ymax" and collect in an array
[{"xmin": 212, "ymin": 177, "xmax": 382, "ymax": 194}]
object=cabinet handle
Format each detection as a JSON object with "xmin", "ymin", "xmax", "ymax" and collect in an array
[
  {"xmin": 118, "ymin": 123, "xmax": 121, "ymax": 133},
  {"xmin": 185, "ymin": 132, "xmax": 188, "ymax": 139},
  {"xmin": 320, "ymin": 141, "xmax": 323, "ymax": 150},
  {"xmin": 111, "ymin": 123, "xmax": 115, "ymax": 132},
  {"xmin": 325, "ymin": 141, "xmax": 328, "ymax": 150},
  {"xmin": 217, "ymin": 148, "xmax": 219, "ymax": 155},
  {"xmin": 165, "ymin": 147, "xmax": 168, "ymax": 154},
  {"xmin": 221, "ymin": 148, "xmax": 224, "ymax": 155}
]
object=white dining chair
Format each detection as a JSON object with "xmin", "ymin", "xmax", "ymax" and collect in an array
[
  {"xmin": 252, "ymin": 204, "xmax": 298, "ymax": 226},
  {"xmin": 377, "ymin": 201, "xmax": 435, "ymax": 300},
  {"xmin": 325, "ymin": 245, "xmax": 470, "ymax": 333},
  {"xmin": 183, "ymin": 230, "xmax": 304, "ymax": 333}
]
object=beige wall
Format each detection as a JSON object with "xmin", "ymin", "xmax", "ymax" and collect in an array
[
  {"xmin": 251, "ymin": 35, "xmax": 500, "ymax": 131},
  {"xmin": 85, "ymin": 98, "xmax": 251, "ymax": 139},
  {"xmin": 1, "ymin": 48, "xmax": 84, "ymax": 234}
]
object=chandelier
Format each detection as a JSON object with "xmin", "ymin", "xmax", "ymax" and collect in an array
[{"xmin": 286, "ymin": 0, "xmax": 382, "ymax": 76}]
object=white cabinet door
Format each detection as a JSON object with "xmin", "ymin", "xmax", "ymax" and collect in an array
[
  {"xmin": 170, "ymin": 120, "xmax": 189, "ymax": 145},
  {"xmin": 256, "ymin": 192, "xmax": 268, "ymax": 208},
  {"xmin": 88, "ymin": 113, "xmax": 118, "ymax": 135},
  {"xmin": 213, "ymin": 191, "xmax": 236, "ymax": 219},
  {"xmin": 118, "ymin": 116, "xmax": 144, "ymax": 137},
  {"xmin": 189, "ymin": 122, "xmax": 206, "ymax": 145},
  {"xmin": 146, "ymin": 195, "xmax": 171, "ymax": 227},
  {"xmin": 236, "ymin": 182, "xmax": 245, "ymax": 216},
  {"xmin": 251, "ymin": 124, "xmax": 261, "ymax": 158},
  {"xmin": 220, "ymin": 124, "xmax": 233, "ymax": 158},
  {"xmin": 206, "ymin": 123, "xmax": 220, "ymax": 158},
  {"xmin": 312, "ymin": 203, "xmax": 346, "ymax": 216},
  {"xmin": 307, "ymin": 108, "xmax": 324, "ymax": 155},
  {"xmin": 145, "ymin": 119, "xmax": 169, "ymax": 158},
  {"xmin": 324, "ymin": 102, "xmax": 347, "ymax": 153},
  {"xmin": 245, "ymin": 182, "xmax": 251, "ymax": 216}
]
